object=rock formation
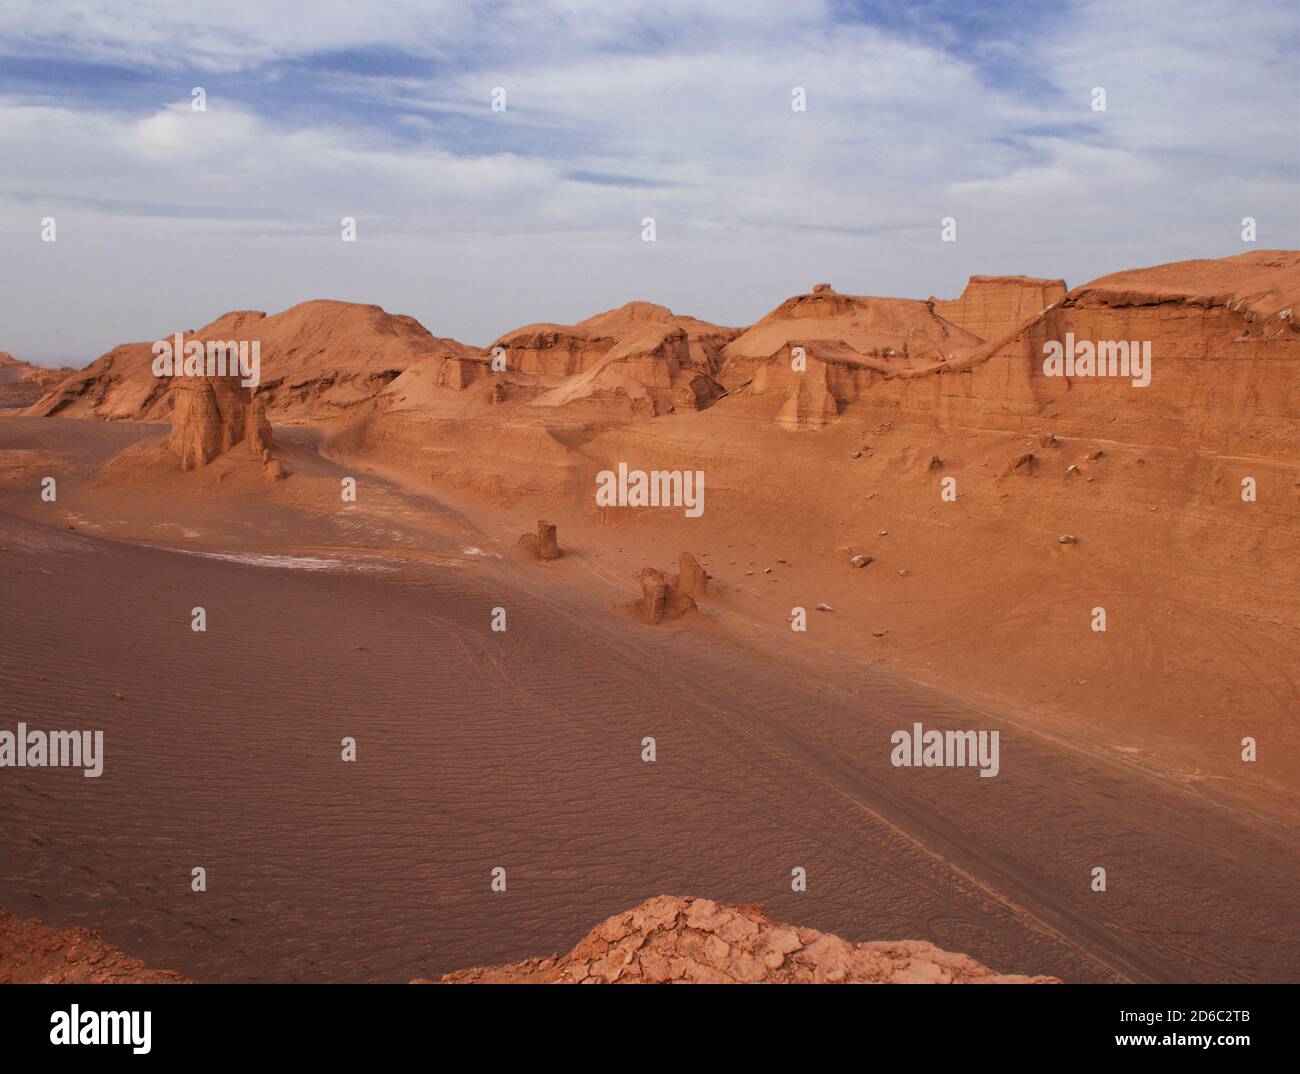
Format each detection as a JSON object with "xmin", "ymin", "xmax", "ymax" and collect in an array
[
  {"xmin": 933, "ymin": 275, "xmax": 1067, "ymax": 342},
  {"xmin": 26, "ymin": 300, "xmax": 478, "ymax": 421},
  {"xmin": 861, "ymin": 250, "xmax": 1300, "ymax": 461},
  {"xmin": 638, "ymin": 567, "xmax": 697, "ymax": 623},
  {"xmin": 0, "ymin": 908, "xmax": 187, "ymax": 984},
  {"xmin": 489, "ymin": 301, "xmax": 735, "ymax": 417},
  {"xmin": 167, "ymin": 373, "xmax": 275, "ymax": 473},
  {"xmin": 517, "ymin": 520, "xmax": 560, "ymax": 560},
  {"xmin": 720, "ymin": 284, "xmax": 982, "ymax": 429},
  {"xmin": 672, "ymin": 552, "xmax": 710, "ymax": 597},
  {"xmin": 432, "ymin": 896, "xmax": 1060, "ymax": 984}
]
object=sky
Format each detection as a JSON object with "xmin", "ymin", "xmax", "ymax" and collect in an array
[{"xmin": 1, "ymin": 0, "xmax": 1297, "ymax": 366}]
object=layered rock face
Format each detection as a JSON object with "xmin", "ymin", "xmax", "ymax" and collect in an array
[
  {"xmin": 167, "ymin": 374, "xmax": 274, "ymax": 472},
  {"xmin": 933, "ymin": 275, "xmax": 1067, "ymax": 342},
  {"xmin": 861, "ymin": 251, "xmax": 1300, "ymax": 461},
  {"xmin": 489, "ymin": 301, "xmax": 736, "ymax": 416},
  {"xmin": 434, "ymin": 896, "xmax": 1060, "ymax": 984},
  {"xmin": 722, "ymin": 284, "xmax": 980, "ymax": 376},
  {"xmin": 720, "ymin": 284, "xmax": 982, "ymax": 429}
]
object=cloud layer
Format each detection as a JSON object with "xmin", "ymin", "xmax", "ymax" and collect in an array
[{"xmin": 1, "ymin": 0, "xmax": 1296, "ymax": 363}]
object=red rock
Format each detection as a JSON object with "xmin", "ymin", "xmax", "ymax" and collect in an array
[
  {"xmin": 0, "ymin": 909, "xmax": 186, "ymax": 984},
  {"xmin": 168, "ymin": 373, "xmax": 277, "ymax": 473},
  {"xmin": 434, "ymin": 896, "xmax": 1060, "ymax": 984},
  {"xmin": 933, "ymin": 275, "xmax": 1067, "ymax": 342},
  {"xmin": 637, "ymin": 568, "xmax": 696, "ymax": 624}
]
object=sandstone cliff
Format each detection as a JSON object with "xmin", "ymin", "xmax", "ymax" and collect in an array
[
  {"xmin": 718, "ymin": 284, "xmax": 982, "ymax": 429},
  {"xmin": 487, "ymin": 301, "xmax": 735, "ymax": 417},
  {"xmin": 933, "ymin": 275, "xmax": 1067, "ymax": 341}
]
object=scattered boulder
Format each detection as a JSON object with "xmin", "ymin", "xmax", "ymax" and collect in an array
[
  {"xmin": 850, "ymin": 555, "xmax": 873, "ymax": 568},
  {"xmin": 1058, "ymin": 534, "xmax": 1078, "ymax": 544},
  {"xmin": 1000, "ymin": 451, "xmax": 1037, "ymax": 478}
]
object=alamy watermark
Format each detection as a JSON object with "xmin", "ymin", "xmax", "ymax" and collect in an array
[
  {"xmin": 596, "ymin": 462, "xmax": 704, "ymax": 518},
  {"xmin": 0, "ymin": 723, "xmax": 103, "ymax": 777},
  {"xmin": 151, "ymin": 333, "xmax": 260, "ymax": 387},
  {"xmin": 890, "ymin": 722, "xmax": 999, "ymax": 778},
  {"xmin": 1042, "ymin": 333, "xmax": 1151, "ymax": 387}
]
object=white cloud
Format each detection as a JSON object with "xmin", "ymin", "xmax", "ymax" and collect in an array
[{"xmin": 0, "ymin": 0, "xmax": 1295, "ymax": 364}]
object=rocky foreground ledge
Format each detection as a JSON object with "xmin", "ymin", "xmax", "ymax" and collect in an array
[
  {"xmin": 2, "ymin": 898, "xmax": 1058, "ymax": 983},
  {"xmin": 0, "ymin": 909, "xmax": 187, "ymax": 984},
  {"xmin": 426, "ymin": 896, "xmax": 1061, "ymax": 984}
]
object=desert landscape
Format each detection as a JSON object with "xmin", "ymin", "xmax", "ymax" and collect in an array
[
  {"xmin": 2, "ymin": 2, "xmax": 1298, "ymax": 1010},
  {"xmin": 2, "ymin": 250, "xmax": 1297, "ymax": 984}
]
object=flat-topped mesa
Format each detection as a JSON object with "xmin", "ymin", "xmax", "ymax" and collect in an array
[
  {"xmin": 167, "ymin": 373, "xmax": 274, "ymax": 472},
  {"xmin": 933, "ymin": 275, "xmax": 1068, "ymax": 342}
]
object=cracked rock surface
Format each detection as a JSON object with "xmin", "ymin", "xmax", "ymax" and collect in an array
[
  {"xmin": 0, "ymin": 909, "xmax": 187, "ymax": 984},
  {"xmin": 429, "ymin": 896, "xmax": 1061, "ymax": 984}
]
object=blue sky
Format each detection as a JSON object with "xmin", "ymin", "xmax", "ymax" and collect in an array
[{"xmin": 1, "ymin": 0, "xmax": 1297, "ymax": 365}]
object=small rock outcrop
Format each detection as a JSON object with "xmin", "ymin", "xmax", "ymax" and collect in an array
[
  {"xmin": 638, "ymin": 567, "xmax": 697, "ymax": 624},
  {"xmin": 518, "ymin": 520, "xmax": 560, "ymax": 560},
  {"xmin": 672, "ymin": 552, "xmax": 710, "ymax": 597},
  {"xmin": 431, "ymin": 895, "xmax": 1061, "ymax": 984}
]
